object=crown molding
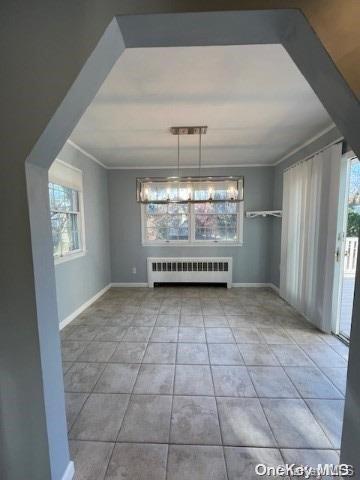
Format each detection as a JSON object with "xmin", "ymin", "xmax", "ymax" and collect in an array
[
  {"xmin": 107, "ymin": 163, "xmax": 271, "ymax": 170},
  {"xmin": 66, "ymin": 139, "xmax": 108, "ymax": 169},
  {"xmin": 273, "ymin": 124, "xmax": 337, "ymax": 166},
  {"xmin": 67, "ymin": 125, "xmax": 340, "ymax": 171}
]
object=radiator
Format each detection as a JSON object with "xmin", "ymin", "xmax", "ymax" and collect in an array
[{"xmin": 147, "ymin": 257, "xmax": 233, "ymax": 288}]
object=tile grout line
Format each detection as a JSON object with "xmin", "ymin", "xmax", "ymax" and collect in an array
[
  {"xmin": 101, "ymin": 315, "xmax": 155, "ymax": 480},
  {"xmin": 68, "ymin": 437, "xmax": 341, "ymax": 451},
  {"xmin": 235, "ymin": 331, "xmax": 283, "ymax": 451},
  {"xmin": 66, "ymin": 391, "xmax": 91, "ymax": 433},
  {"xmin": 282, "ymin": 362, "xmax": 345, "ymax": 400},
  {"xmin": 205, "ymin": 303, "xmax": 230, "ymax": 480},
  {"xmin": 319, "ymin": 366, "xmax": 346, "ymax": 397},
  {"xmin": 64, "ymin": 333, "xmax": 341, "ymax": 345},
  {"xmin": 244, "ymin": 362, "xmax": 280, "ymax": 451},
  {"xmin": 303, "ymin": 398, "xmax": 342, "ymax": 450},
  {"xmin": 67, "ymin": 362, "xmax": 107, "ymax": 440},
  {"xmin": 63, "ymin": 287, "xmax": 349, "ymax": 477},
  {"xmin": 67, "ymin": 309, "xmax": 147, "ymax": 446},
  {"xmin": 293, "ymin": 342, "xmax": 346, "ymax": 398},
  {"xmin": 63, "ymin": 390, "xmax": 348, "ymax": 401},
  {"xmin": 164, "ymin": 309, "xmax": 180, "ymax": 480}
]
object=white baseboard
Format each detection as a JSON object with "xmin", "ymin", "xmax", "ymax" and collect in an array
[
  {"xmin": 61, "ymin": 461, "xmax": 74, "ymax": 480},
  {"xmin": 269, "ymin": 283, "xmax": 280, "ymax": 294},
  {"xmin": 110, "ymin": 282, "xmax": 281, "ymax": 293},
  {"xmin": 232, "ymin": 282, "xmax": 280, "ymax": 294},
  {"xmin": 59, "ymin": 283, "xmax": 111, "ymax": 330}
]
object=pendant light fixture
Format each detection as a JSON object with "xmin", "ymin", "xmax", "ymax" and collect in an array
[{"xmin": 136, "ymin": 126, "xmax": 244, "ymax": 204}]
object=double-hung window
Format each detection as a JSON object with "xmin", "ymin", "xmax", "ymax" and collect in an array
[
  {"xmin": 143, "ymin": 203, "xmax": 189, "ymax": 242},
  {"xmin": 193, "ymin": 202, "xmax": 239, "ymax": 242},
  {"xmin": 48, "ymin": 160, "xmax": 85, "ymax": 260},
  {"xmin": 141, "ymin": 180, "xmax": 243, "ymax": 245}
]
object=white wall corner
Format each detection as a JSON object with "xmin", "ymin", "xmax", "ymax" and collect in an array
[
  {"xmin": 59, "ymin": 283, "xmax": 111, "ymax": 330},
  {"xmin": 61, "ymin": 461, "xmax": 74, "ymax": 480}
]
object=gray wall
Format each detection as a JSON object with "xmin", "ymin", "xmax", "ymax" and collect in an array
[
  {"xmin": 54, "ymin": 142, "xmax": 111, "ymax": 322},
  {"xmin": 108, "ymin": 167, "xmax": 275, "ymax": 284},
  {"xmin": 270, "ymin": 126, "xmax": 343, "ymax": 287},
  {"xmin": 56, "ymin": 131, "xmax": 342, "ymax": 294}
]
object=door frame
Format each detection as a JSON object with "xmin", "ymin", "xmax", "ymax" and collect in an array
[{"xmin": 332, "ymin": 150, "xmax": 357, "ymax": 338}]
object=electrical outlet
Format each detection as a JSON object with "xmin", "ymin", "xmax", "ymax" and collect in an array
[{"xmin": 132, "ymin": 267, "xmax": 137, "ymax": 274}]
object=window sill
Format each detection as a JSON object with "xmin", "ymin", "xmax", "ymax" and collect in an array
[
  {"xmin": 54, "ymin": 250, "xmax": 87, "ymax": 265},
  {"xmin": 142, "ymin": 242, "xmax": 243, "ymax": 247}
]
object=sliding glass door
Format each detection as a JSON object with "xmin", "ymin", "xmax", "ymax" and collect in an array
[
  {"xmin": 334, "ymin": 154, "xmax": 360, "ymax": 341},
  {"xmin": 337, "ymin": 157, "xmax": 360, "ymax": 340}
]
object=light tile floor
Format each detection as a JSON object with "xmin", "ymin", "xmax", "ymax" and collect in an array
[{"xmin": 61, "ymin": 286, "xmax": 348, "ymax": 480}]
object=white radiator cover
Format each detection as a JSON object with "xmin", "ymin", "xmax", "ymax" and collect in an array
[{"xmin": 147, "ymin": 257, "xmax": 233, "ymax": 288}]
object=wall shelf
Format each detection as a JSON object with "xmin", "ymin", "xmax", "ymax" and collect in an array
[{"xmin": 246, "ymin": 210, "xmax": 282, "ymax": 218}]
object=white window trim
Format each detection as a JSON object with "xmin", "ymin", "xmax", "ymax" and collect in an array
[
  {"xmin": 54, "ymin": 250, "xmax": 87, "ymax": 265},
  {"xmin": 141, "ymin": 202, "xmax": 244, "ymax": 247},
  {"xmin": 49, "ymin": 159, "xmax": 87, "ymax": 262}
]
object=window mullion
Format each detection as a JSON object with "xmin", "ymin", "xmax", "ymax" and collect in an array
[
  {"xmin": 50, "ymin": 208, "xmax": 80, "ymax": 215},
  {"xmin": 190, "ymin": 204, "xmax": 195, "ymax": 243}
]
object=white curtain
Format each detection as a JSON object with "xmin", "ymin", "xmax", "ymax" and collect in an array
[{"xmin": 280, "ymin": 143, "xmax": 342, "ymax": 331}]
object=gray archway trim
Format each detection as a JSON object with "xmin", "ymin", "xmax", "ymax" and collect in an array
[{"xmin": 16, "ymin": 9, "xmax": 360, "ymax": 479}]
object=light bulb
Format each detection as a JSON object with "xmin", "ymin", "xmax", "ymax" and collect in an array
[
  {"xmin": 144, "ymin": 187, "xmax": 149, "ymax": 200},
  {"xmin": 187, "ymin": 187, "xmax": 192, "ymax": 200},
  {"xmin": 166, "ymin": 187, "xmax": 171, "ymax": 200},
  {"xmin": 180, "ymin": 188, "xmax": 187, "ymax": 200},
  {"xmin": 209, "ymin": 187, "xmax": 214, "ymax": 200}
]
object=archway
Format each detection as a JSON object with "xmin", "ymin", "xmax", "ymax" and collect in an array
[{"xmin": 3, "ymin": 9, "xmax": 359, "ymax": 479}]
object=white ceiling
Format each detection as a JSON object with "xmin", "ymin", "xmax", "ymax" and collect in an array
[{"xmin": 70, "ymin": 45, "xmax": 333, "ymax": 168}]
